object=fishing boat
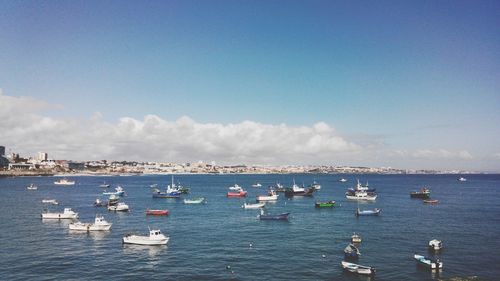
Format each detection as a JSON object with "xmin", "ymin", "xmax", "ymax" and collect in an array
[
  {"xmin": 54, "ymin": 178, "xmax": 75, "ymax": 185},
  {"xmin": 42, "ymin": 199, "xmax": 59, "ymax": 205},
  {"xmin": 242, "ymin": 202, "xmax": 265, "ymax": 209},
  {"xmin": 410, "ymin": 187, "xmax": 430, "ymax": 199},
  {"xmin": 284, "ymin": 180, "xmax": 315, "ymax": 197},
  {"xmin": 258, "ymin": 209, "xmax": 290, "ymax": 220},
  {"xmin": 341, "ymin": 261, "xmax": 376, "ymax": 276},
  {"xmin": 122, "ymin": 228, "xmax": 169, "ymax": 245},
  {"xmin": 256, "ymin": 189, "xmax": 279, "ymax": 201},
  {"xmin": 228, "ymin": 184, "xmax": 243, "ymax": 191},
  {"xmin": 428, "ymin": 239, "xmax": 443, "ymax": 251},
  {"xmin": 351, "ymin": 233, "xmax": 362, "ymax": 243},
  {"xmin": 356, "ymin": 208, "xmax": 381, "ymax": 216},
  {"xmin": 251, "ymin": 182, "xmax": 262, "ymax": 187},
  {"xmin": 107, "ymin": 202, "xmax": 129, "ymax": 212},
  {"xmin": 423, "ymin": 199, "xmax": 439, "ymax": 204},
  {"xmin": 347, "ymin": 179, "xmax": 376, "ymax": 193},
  {"xmin": 272, "ymin": 182, "xmax": 286, "ymax": 192},
  {"xmin": 344, "ymin": 243, "xmax": 361, "ymax": 259},
  {"xmin": 458, "ymin": 177, "xmax": 467, "ymax": 182},
  {"xmin": 146, "ymin": 209, "xmax": 169, "ymax": 216},
  {"xmin": 183, "ymin": 197, "xmax": 206, "ymax": 204},
  {"xmin": 41, "ymin": 208, "xmax": 79, "ymax": 219},
  {"xmin": 68, "ymin": 215, "xmax": 112, "ymax": 231},
  {"xmin": 309, "ymin": 180, "xmax": 321, "ymax": 190},
  {"xmin": 152, "ymin": 188, "xmax": 181, "ymax": 198},
  {"xmin": 315, "ymin": 200, "xmax": 336, "ymax": 208},
  {"xmin": 103, "ymin": 186, "xmax": 125, "ymax": 196},
  {"xmin": 227, "ymin": 190, "xmax": 247, "ymax": 197},
  {"xmin": 168, "ymin": 175, "xmax": 189, "ymax": 194},
  {"xmin": 414, "ymin": 254, "xmax": 443, "ymax": 269},
  {"xmin": 345, "ymin": 190, "xmax": 377, "ymax": 201},
  {"xmin": 27, "ymin": 183, "xmax": 38, "ymax": 190}
]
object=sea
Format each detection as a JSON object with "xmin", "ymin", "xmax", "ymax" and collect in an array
[{"xmin": 0, "ymin": 174, "xmax": 498, "ymax": 281}]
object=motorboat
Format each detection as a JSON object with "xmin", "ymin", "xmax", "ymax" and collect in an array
[
  {"xmin": 108, "ymin": 202, "xmax": 129, "ymax": 212},
  {"xmin": 414, "ymin": 254, "xmax": 443, "ymax": 269},
  {"xmin": 183, "ymin": 197, "xmax": 206, "ymax": 204},
  {"xmin": 27, "ymin": 184, "xmax": 38, "ymax": 190},
  {"xmin": 410, "ymin": 187, "xmax": 431, "ymax": 199},
  {"xmin": 256, "ymin": 189, "xmax": 279, "ymax": 201},
  {"xmin": 146, "ymin": 209, "xmax": 169, "ymax": 216},
  {"xmin": 258, "ymin": 209, "xmax": 289, "ymax": 220},
  {"xmin": 458, "ymin": 177, "xmax": 467, "ymax": 182},
  {"xmin": 345, "ymin": 190, "xmax": 377, "ymax": 201},
  {"xmin": 227, "ymin": 190, "xmax": 247, "ymax": 198},
  {"xmin": 42, "ymin": 199, "xmax": 59, "ymax": 205},
  {"xmin": 309, "ymin": 180, "xmax": 321, "ymax": 190},
  {"xmin": 344, "ymin": 243, "xmax": 361, "ymax": 259},
  {"xmin": 242, "ymin": 202, "xmax": 266, "ymax": 209},
  {"xmin": 69, "ymin": 215, "xmax": 112, "ymax": 231},
  {"xmin": 315, "ymin": 200, "xmax": 336, "ymax": 208},
  {"xmin": 356, "ymin": 208, "xmax": 381, "ymax": 216},
  {"xmin": 351, "ymin": 233, "xmax": 362, "ymax": 243},
  {"xmin": 103, "ymin": 185, "xmax": 125, "ymax": 196},
  {"xmin": 41, "ymin": 208, "xmax": 79, "ymax": 219},
  {"xmin": 341, "ymin": 261, "xmax": 375, "ymax": 276},
  {"xmin": 94, "ymin": 198, "xmax": 108, "ymax": 207},
  {"xmin": 54, "ymin": 178, "xmax": 75, "ymax": 185},
  {"xmin": 429, "ymin": 239, "xmax": 443, "ymax": 251},
  {"xmin": 122, "ymin": 228, "xmax": 169, "ymax": 245},
  {"xmin": 339, "ymin": 178, "xmax": 347, "ymax": 183},
  {"xmin": 251, "ymin": 182, "xmax": 262, "ymax": 188},
  {"xmin": 228, "ymin": 184, "xmax": 243, "ymax": 191}
]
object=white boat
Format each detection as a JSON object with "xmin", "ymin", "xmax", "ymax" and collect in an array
[
  {"xmin": 41, "ymin": 208, "xmax": 79, "ymax": 219},
  {"xmin": 345, "ymin": 190, "xmax": 377, "ymax": 201},
  {"xmin": 251, "ymin": 182, "xmax": 262, "ymax": 187},
  {"xmin": 54, "ymin": 178, "xmax": 75, "ymax": 185},
  {"xmin": 256, "ymin": 189, "xmax": 279, "ymax": 201},
  {"xmin": 99, "ymin": 182, "xmax": 110, "ymax": 188},
  {"xmin": 428, "ymin": 239, "xmax": 443, "ymax": 251},
  {"xmin": 341, "ymin": 261, "xmax": 375, "ymax": 275},
  {"xmin": 69, "ymin": 215, "xmax": 112, "ymax": 231},
  {"xmin": 242, "ymin": 202, "xmax": 266, "ymax": 209},
  {"xmin": 183, "ymin": 197, "xmax": 206, "ymax": 204},
  {"xmin": 339, "ymin": 178, "xmax": 347, "ymax": 182},
  {"xmin": 309, "ymin": 180, "xmax": 321, "ymax": 190},
  {"xmin": 27, "ymin": 184, "xmax": 38, "ymax": 190},
  {"xmin": 122, "ymin": 228, "xmax": 170, "ymax": 245},
  {"xmin": 103, "ymin": 185, "xmax": 125, "ymax": 196},
  {"xmin": 229, "ymin": 184, "xmax": 243, "ymax": 191},
  {"xmin": 458, "ymin": 177, "xmax": 467, "ymax": 182},
  {"xmin": 42, "ymin": 199, "xmax": 59, "ymax": 205},
  {"xmin": 107, "ymin": 202, "xmax": 129, "ymax": 212},
  {"xmin": 351, "ymin": 233, "xmax": 362, "ymax": 243},
  {"xmin": 414, "ymin": 254, "xmax": 443, "ymax": 269}
]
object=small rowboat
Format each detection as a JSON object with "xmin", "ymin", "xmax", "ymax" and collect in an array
[
  {"xmin": 315, "ymin": 200, "xmax": 335, "ymax": 208},
  {"xmin": 414, "ymin": 254, "xmax": 443, "ymax": 269},
  {"xmin": 242, "ymin": 202, "xmax": 265, "ymax": 209},
  {"xmin": 227, "ymin": 190, "xmax": 247, "ymax": 197},
  {"xmin": 356, "ymin": 208, "xmax": 381, "ymax": 216},
  {"xmin": 183, "ymin": 197, "xmax": 205, "ymax": 204},
  {"xmin": 146, "ymin": 209, "xmax": 169, "ymax": 216},
  {"xmin": 258, "ymin": 209, "xmax": 289, "ymax": 220},
  {"xmin": 423, "ymin": 199, "xmax": 439, "ymax": 204},
  {"xmin": 341, "ymin": 261, "xmax": 375, "ymax": 276}
]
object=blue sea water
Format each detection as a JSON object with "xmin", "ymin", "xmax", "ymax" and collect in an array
[{"xmin": 0, "ymin": 174, "xmax": 498, "ymax": 280}]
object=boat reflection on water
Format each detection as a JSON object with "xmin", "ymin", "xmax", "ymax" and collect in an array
[
  {"xmin": 41, "ymin": 218, "xmax": 75, "ymax": 226},
  {"xmin": 341, "ymin": 271, "xmax": 374, "ymax": 281},
  {"xmin": 122, "ymin": 243, "xmax": 167, "ymax": 258},
  {"xmin": 67, "ymin": 230, "xmax": 111, "ymax": 241}
]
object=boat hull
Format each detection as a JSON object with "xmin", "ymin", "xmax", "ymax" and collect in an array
[
  {"xmin": 414, "ymin": 254, "xmax": 443, "ymax": 269},
  {"xmin": 41, "ymin": 213, "xmax": 78, "ymax": 219},
  {"xmin": 356, "ymin": 208, "xmax": 381, "ymax": 216},
  {"xmin": 69, "ymin": 223, "xmax": 112, "ymax": 231},
  {"xmin": 284, "ymin": 188, "xmax": 315, "ymax": 197},
  {"xmin": 146, "ymin": 210, "xmax": 169, "ymax": 216},
  {"xmin": 315, "ymin": 201, "xmax": 335, "ymax": 208},
  {"xmin": 259, "ymin": 213, "xmax": 290, "ymax": 220},
  {"xmin": 242, "ymin": 203, "xmax": 265, "ymax": 209},
  {"xmin": 123, "ymin": 236, "xmax": 169, "ymax": 245},
  {"xmin": 227, "ymin": 191, "xmax": 247, "ymax": 197}
]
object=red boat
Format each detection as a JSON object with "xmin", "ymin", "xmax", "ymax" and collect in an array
[
  {"xmin": 227, "ymin": 191, "xmax": 248, "ymax": 197},
  {"xmin": 145, "ymin": 209, "xmax": 169, "ymax": 216}
]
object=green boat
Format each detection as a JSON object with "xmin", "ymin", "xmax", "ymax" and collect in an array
[{"xmin": 315, "ymin": 200, "xmax": 336, "ymax": 208}]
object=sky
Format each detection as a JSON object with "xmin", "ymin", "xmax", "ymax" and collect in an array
[{"xmin": 0, "ymin": 1, "xmax": 499, "ymax": 171}]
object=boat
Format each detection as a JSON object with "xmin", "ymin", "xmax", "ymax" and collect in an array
[
  {"xmin": 227, "ymin": 190, "xmax": 247, "ymax": 197},
  {"xmin": 351, "ymin": 233, "xmax": 362, "ymax": 243},
  {"xmin": 94, "ymin": 198, "xmax": 108, "ymax": 207},
  {"xmin": 183, "ymin": 197, "xmax": 206, "ymax": 204},
  {"xmin": 315, "ymin": 200, "xmax": 336, "ymax": 208},
  {"xmin": 414, "ymin": 254, "xmax": 443, "ymax": 269},
  {"xmin": 108, "ymin": 194, "xmax": 119, "ymax": 205},
  {"xmin": 258, "ymin": 209, "xmax": 290, "ymax": 220},
  {"xmin": 228, "ymin": 184, "xmax": 243, "ymax": 191},
  {"xmin": 99, "ymin": 182, "xmax": 110, "ymax": 188},
  {"xmin": 344, "ymin": 243, "xmax": 361, "ymax": 259},
  {"xmin": 122, "ymin": 228, "xmax": 169, "ymax": 245},
  {"xmin": 356, "ymin": 208, "xmax": 381, "ymax": 216},
  {"xmin": 103, "ymin": 185, "xmax": 125, "ymax": 196},
  {"xmin": 347, "ymin": 179, "xmax": 376, "ymax": 193},
  {"xmin": 146, "ymin": 209, "xmax": 169, "ymax": 216},
  {"xmin": 27, "ymin": 184, "xmax": 38, "ymax": 190},
  {"xmin": 251, "ymin": 182, "xmax": 262, "ymax": 187},
  {"xmin": 107, "ymin": 202, "xmax": 129, "ymax": 212},
  {"xmin": 152, "ymin": 188, "xmax": 181, "ymax": 198},
  {"xmin": 410, "ymin": 187, "xmax": 431, "ymax": 199},
  {"xmin": 345, "ymin": 190, "xmax": 377, "ymax": 201},
  {"xmin": 339, "ymin": 178, "xmax": 347, "ymax": 183},
  {"xmin": 256, "ymin": 189, "xmax": 279, "ymax": 201},
  {"xmin": 428, "ymin": 239, "xmax": 443, "ymax": 251},
  {"xmin": 68, "ymin": 215, "xmax": 112, "ymax": 231},
  {"xmin": 168, "ymin": 176, "xmax": 190, "ymax": 194},
  {"xmin": 272, "ymin": 182, "xmax": 286, "ymax": 192},
  {"xmin": 458, "ymin": 177, "xmax": 467, "ymax": 182},
  {"xmin": 423, "ymin": 199, "xmax": 439, "ymax": 204},
  {"xmin": 309, "ymin": 180, "xmax": 321, "ymax": 190},
  {"xmin": 341, "ymin": 261, "xmax": 376, "ymax": 276},
  {"xmin": 284, "ymin": 180, "xmax": 315, "ymax": 197},
  {"xmin": 150, "ymin": 183, "xmax": 158, "ymax": 188},
  {"xmin": 242, "ymin": 202, "xmax": 266, "ymax": 209},
  {"xmin": 42, "ymin": 199, "xmax": 59, "ymax": 205},
  {"xmin": 41, "ymin": 208, "xmax": 79, "ymax": 219},
  {"xmin": 54, "ymin": 178, "xmax": 75, "ymax": 185}
]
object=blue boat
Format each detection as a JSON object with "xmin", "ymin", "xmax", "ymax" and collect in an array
[
  {"xmin": 258, "ymin": 209, "xmax": 290, "ymax": 220},
  {"xmin": 344, "ymin": 243, "xmax": 361, "ymax": 259},
  {"xmin": 356, "ymin": 208, "xmax": 381, "ymax": 216},
  {"xmin": 152, "ymin": 188, "xmax": 181, "ymax": 198}
]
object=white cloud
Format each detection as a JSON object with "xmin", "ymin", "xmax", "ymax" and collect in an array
[
  {"xmin": 411, "ymin": 149, "xmax": 472, "ymax": 160},
  {"xmin": 0, "ymin": 92, "xmax": 361, "ymax": 164}
]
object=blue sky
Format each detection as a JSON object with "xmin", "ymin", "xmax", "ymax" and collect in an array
[{"xmin": 0, "ymin": 1, "xmax": 499, "ymax": 170}]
